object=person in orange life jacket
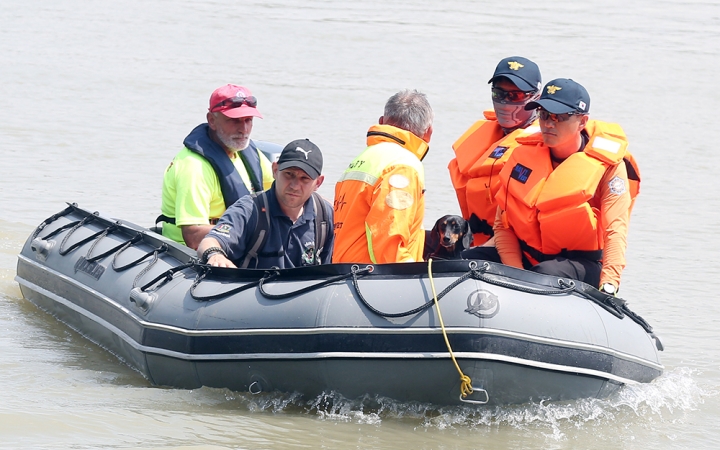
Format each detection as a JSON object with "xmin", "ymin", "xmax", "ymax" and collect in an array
[
  {"xmin": 451, "ymin": 56, "xmax": 542, "ymax": 258},
  {"xmin": 197, "ymin": 139, "xmax": 333, "ymax": 269},
  {"xmin": 489, "ymin": 78, "xmax": 634, "ymax": 295},
  {"xmin": 332, "ymin": 89, "xmax": 434, "ymax": 264},
  {"xmin": 160, "ymin": 84, "xmax": 274, "ymax": 250}
]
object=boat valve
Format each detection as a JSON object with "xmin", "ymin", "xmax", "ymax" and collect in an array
[
  {"xmin": 129, "ymin": 287, "xmax": 156, "ymax": 310},
  {"xmin": 31, "ymin": 238, "xmax": 55, "ymax": 261}
]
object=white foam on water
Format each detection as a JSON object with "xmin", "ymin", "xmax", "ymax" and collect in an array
[{"xmin": 209, "ymin": 365, "xmax": 709, "ymax": 440}]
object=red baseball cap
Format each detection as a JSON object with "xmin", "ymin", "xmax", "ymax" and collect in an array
[{"xmin": 208, "ymin": 84, "xmax": 263, "ymax": 119}]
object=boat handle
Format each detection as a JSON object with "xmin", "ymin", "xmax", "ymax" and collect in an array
[
  {"xmin": 459, "ymin": 387, "xmax": 489, "ymax": 405},
  {"xmin": 248, "ymin": 381, "xmax": 262, "ymax": 395}
]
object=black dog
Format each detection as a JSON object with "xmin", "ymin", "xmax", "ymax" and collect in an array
[{"xmin": 423, "ymin": 215, "xmax": 472, "ymax": 260}]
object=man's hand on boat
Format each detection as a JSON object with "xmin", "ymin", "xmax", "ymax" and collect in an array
[{"xmin": 197, "ymin": 238, "xmax": 237, "ymax": 268}]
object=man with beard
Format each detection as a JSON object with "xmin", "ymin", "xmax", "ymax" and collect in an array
[
  {"xmin": 448, "ymin": 56, "xmax": 542, "ymax": 251},
  {"xmin": 160, "ymin": 84, "xmax": 274, "ymax": 249}
]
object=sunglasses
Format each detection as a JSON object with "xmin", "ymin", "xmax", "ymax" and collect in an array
[
  {"xmin": 491, "ymin": 87, "xmax": 536, "ymax": 104},
  {"xmin": 211, "ymin": 95, "xmax": 258, "ymax": 112},
  {"xmin": 537, "ymin": 109, "xmax": 583, "ymax": 123}
]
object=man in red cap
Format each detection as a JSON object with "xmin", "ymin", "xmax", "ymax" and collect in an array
[{"xmin": 159, "ymin": 84, "xmax": 275, "ymax": 249}]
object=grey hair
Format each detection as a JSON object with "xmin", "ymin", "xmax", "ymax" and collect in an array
[{"xmin": 382, "ymin": 89, "xmax": 434, "ymax": 138}]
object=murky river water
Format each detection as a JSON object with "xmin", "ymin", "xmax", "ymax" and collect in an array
[{"xmin": 1, "ymin": 0, "xmax": 719, "ymax": 448}]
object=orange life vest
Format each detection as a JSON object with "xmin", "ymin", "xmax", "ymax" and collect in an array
[
  {"xmin": 449, "ymin": 110, "xmax": 540, "ymax": 245},
  {"xmin": 494, "ymin": 120, "xmax": 641, "ymax": 264}
]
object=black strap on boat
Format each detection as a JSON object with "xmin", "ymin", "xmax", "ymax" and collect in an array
[
  {"xmin": 257, "ymin": 266, "xmax": 373, "ymax": 300},
  {"xmin": 31, "ymin": 203, "xmax": 77, "ymax": 240},
  {"xmin": 58, "ymin": 220, "xmax": 114, "ymax": 256},
  {"xmin": 86, "ymin": 234, "xmax": 143, "ymax": 263},
  {"xmin": 80, "ymin": 223, "xmax": 132, "ymax": 262},
  {"xmin": 35, "ymin": 214, "xmax": 97, "ymax": 244},
  {"xmin": 132, "ymin": 246, "xmax": 165, "ymax": 288},
  {"xmin": 135, "ymin": 262, "xmax": 197, "ymax": 293},
  {"xmin": 189, "ymin": 267, "xmax": 274, "ymax": 301},
  {"xmin": 112, "ymin": 241, "xmax": 168, "ymax": 272}
]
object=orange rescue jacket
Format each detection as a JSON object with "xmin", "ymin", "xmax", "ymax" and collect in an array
[{"xmin": 332, "ymin": 124, "xmax": 428, "ymax": 264}]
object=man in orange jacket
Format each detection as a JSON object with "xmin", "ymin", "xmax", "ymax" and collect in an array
[
  {"xmin": 332, "ymin": 89, "xmax": 434, "ymax": 264},
  {"xmin": 491, "ymin": 78, "xmax": 640, "ymax": 295},
  {"xmin": 449, "ymin": 56, "xmax": 542, "ymax": 249}
]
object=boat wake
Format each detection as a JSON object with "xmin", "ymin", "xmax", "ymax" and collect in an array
[{"xmin": 214, "ymin": 366, "xmax": 707, "ymax": 436}]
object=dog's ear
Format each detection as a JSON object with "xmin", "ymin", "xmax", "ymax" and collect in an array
[{"xmin": 461, "ymin": 219, "xmax": 472, "ymax": 249}]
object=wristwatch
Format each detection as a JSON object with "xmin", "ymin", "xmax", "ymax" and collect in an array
[{"xmin": 600, "ymin": 283, "xmax": 617, "ymax": 296}]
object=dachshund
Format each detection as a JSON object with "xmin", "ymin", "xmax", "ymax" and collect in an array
[{"xmin": 423, "ymin": 215, "xmax": 472, "ymax": 260}]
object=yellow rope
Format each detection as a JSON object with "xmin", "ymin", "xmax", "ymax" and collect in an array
[{"xmin": 427, "ymin": 258, "xmax": 474, "ymax": 398}]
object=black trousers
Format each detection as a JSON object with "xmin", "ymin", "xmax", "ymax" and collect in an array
[{"xmin": 461, "ymin": 246, "xmax": 602, "ymax": 287}]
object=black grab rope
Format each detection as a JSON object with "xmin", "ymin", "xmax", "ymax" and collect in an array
[
  {"xmin": 351, "ymin": 262, "xmax": 577, "ymax": 319},
  {"xmin": 86, "ymin": 234, "xmax": 143, "ymax": 263},
  {"xmin": 258, "ymin": 266, "xmax": 374, "ymax": 300},
  {"xmin": 30, "ymin": 204, "xmax": 76, "ymax": 240},
  {"xmin": 189, "ymin": 267, "xmax": 272, "ymax": 301},
  {"xmin": 58, "ymin": 217, "xmax": 110, "ymax": 256},
  {"xmin": 112, "ymin": 241, "xmax": 168, "ymax": 272},
  {"xmin": 34, "ymin": 215, "xmax": 96, "ymax": 244},
  {"xmin": 135, "ymin": 262, "xmax": 197, "ymax": 294}
]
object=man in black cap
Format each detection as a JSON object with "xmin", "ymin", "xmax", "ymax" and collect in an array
[
  {"xmin": 449, "ymin": 56, "xmax": 542, "ymax": 249},
  {"xmin": 197, "ymin": 139, "xmax": 334, "ymax": 269},
  {"xmin": 492, "ymin": 78, "xmax": 641, "ymax": 295}
]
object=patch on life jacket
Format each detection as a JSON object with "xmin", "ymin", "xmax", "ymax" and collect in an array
[
  {"xmin": 385, "ymin": 190, "xmax": 414, "ymax": 210},
  {"xmin": 388, "ymin": 174, "xmax": 410, "ymax": 189},
  {"xmin": 490, "ymin": 146, "xmax": 509, "ymax": 159},
  {"xmin": 608, "ymin": 175, "xmax": 626, "ymax": 195},
  {"xmin": 214, "ymin": 223, "xmax": 232, "ymax": 235},
  {"xmin": 510, "ymin": 163, "xmax": 532, "ymax": 184}
]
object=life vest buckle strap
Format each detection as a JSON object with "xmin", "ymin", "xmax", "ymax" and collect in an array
[{"xmin": 519, "ymin": 240, "xmax": 603, "ymax": 263}]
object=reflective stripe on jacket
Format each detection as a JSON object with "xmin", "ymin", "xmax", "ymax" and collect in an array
[{"xmin": 332, "ymin": 124, "xmax": 427, "ymax": 264}]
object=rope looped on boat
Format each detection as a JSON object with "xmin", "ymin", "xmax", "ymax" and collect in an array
[
  {"xmin": 189, "ymin": 267, "xmax": 276, "ymax": 301},
  {"xmin": 427, "ymin": 259, "xmax": 474, "ymax": 399},
  {"xmin": 258, "ymin": 266, "xmax": 373, "ymax": 300},
  {"xmin": 30, "ymin": 203, "xmax": 76, "ymax": 240}
]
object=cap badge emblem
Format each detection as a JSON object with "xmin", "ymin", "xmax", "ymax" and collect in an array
[
  {"xmin": 295, "ymin": 147, "xmax": 311, "ymax": 159},
  {"xmin": 546, "ymin": 85, "xmax": 562, "ymax": 95},
  {"xmin": 578, "ymin": 101, "xmax": 587, "ymax": 111},
  {"xmin": 507, "ymin": 61, "xmax": 524, "ymax": 71}
]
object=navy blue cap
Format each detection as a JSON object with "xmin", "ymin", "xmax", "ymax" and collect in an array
[
  {"xmin": 488, "ymin": 56, "xmax": 542, "ymax": 92},
  {"xmin": 525, "ymin": 78, "xmax": 591, "ymax": 114},
  {"xmin": 277, "ymin": 139, "xmax": 323, "ymax": 179}
]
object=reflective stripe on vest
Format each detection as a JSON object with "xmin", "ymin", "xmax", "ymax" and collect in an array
[{"xmin": 338, "ymin": 141, "xmax": 425, "ymax": 187}]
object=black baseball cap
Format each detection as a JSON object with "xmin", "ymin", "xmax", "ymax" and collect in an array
[
  {"xmin": 488, "ymin": 56, "xmax": 542, "ymax": 92},
  {"xmin": 525, "ymin": 78, "xmax": 591, "ymax": 114},
  {"xmin": 277, "ymin": 139, "xmax": 323, "ymax": 179}
]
